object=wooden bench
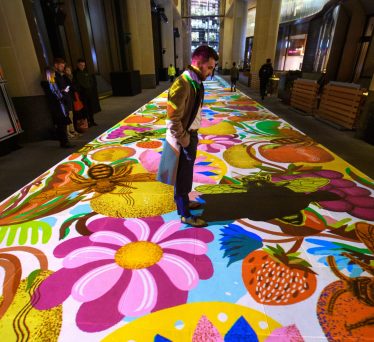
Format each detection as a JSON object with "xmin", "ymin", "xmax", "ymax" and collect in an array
[
  {"xmin": 290, "ymin": 79, "xmax": 319, "ymax": 114},
  {"xmin": 316, "ymin": 83, "xmax": 365, "ymax": 129}
]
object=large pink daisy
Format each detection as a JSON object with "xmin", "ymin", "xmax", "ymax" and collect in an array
[
  {"xmin": 32, "ymin": 216, "xmax": 214, "ymax": 332},
  {"xmin": 198, "ymin": 135, "xmax": 241, "ymax": 153}
]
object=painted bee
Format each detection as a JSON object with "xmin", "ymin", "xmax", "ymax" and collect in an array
[{"xmin": 34, "ymin": 162, "xmax": 156, "ymax": 201}]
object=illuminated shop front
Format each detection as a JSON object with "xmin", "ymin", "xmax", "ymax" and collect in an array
[
  {"xmin": 190, "ymin": 0, "xmax": 221, "ymax": 53},
  {"xmin": 274, "ymin": 0, "xmax": 330, "ymax": 71}
]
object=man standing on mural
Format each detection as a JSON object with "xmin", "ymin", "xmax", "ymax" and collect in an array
[
  {"xmin": 259, "ymin": 58, "xmax": 274, "ymax": 100},
  {"xmin": 157, "ymin": 45, "xmax": 219, "ymax": 228}
]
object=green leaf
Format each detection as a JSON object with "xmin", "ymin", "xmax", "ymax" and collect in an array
[
  {"xmin": 0, "ymin": 221, "xmax": 52, "ymax": 246},
  {"xmin": 229, "ymin": 121, "xmax": 246, "ymax": 129},
  {"xmin": 26, "ymin": 269, "xmax": 42, "ymax": 291},
  {"xmin": 258, "ymin": 165, "xmax": 283, "ymax": 173}
]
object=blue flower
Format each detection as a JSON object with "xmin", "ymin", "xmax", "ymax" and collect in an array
[{"xmin": 220, "ymin": 224, "xmax": 263, "ymax": 266}]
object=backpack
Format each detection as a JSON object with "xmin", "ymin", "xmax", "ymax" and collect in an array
[{"xmin": 259, "ymin": 64, "xmax": 272, "ymax": 79}]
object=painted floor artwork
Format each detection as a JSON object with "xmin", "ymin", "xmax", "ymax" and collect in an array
[{"xmin": 1, "ymin": 77, "xmax": 374, "ymax": 342}]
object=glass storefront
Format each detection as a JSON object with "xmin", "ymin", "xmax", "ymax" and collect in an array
[{"xmin": 190, "ymin": 0, "xmax": 221, "ymax": 53}]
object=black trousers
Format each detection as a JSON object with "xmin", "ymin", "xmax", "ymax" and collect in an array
[
  {"xmin": 260, "ymin": 78, "xmax": 269, "ymax": 99},
  {"xmin": 174, "ymin": 131, "xmax": 198, "ymax": 217}
]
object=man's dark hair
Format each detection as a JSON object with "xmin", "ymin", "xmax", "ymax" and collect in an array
[
  {"xmin": 54, "ymin": 57, "xmax": 65, "ymax": 65},
  {"xmin": 192, "ymin": 45, "xmax": 219, "ymax": 63},
  {"xmin": 77, "ymin": 58, "xmax": 86, "ymax": 64},
  {"xmin": 266, "ymin": 58, "xmax": 271, "ymax": 63},
  {"xmin": 233, "ymin": 62, "xmax": 236, "ymax": 66}
]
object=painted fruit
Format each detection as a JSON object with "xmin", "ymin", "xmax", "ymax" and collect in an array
[
  {"xmin": 199, "ymin": 122, "xmax": 236, "ymax": 135},
  {"xmin": 242, "ymin": 250, "xmax": 317, "ymax": 305},
  {"xmin": 223, "ymin": 145, "xmax": 258, "ymax": 169},
  {"xmin": 0, "ymin": 271, "xmax": 62, "ymax": 341},
  {"xmin": 259, "ymin": 144, "xmax": 334, "ymax": 163},
  {"xmin": 317, "ymin": 280, "xmax": 374, "ymax": 341},
  {"xmin": 136, "ymin": 140, "xmax": 162, "ymax": 149},
  {"xmin": 90, "ymin": 181, "xmax": 176, "ymax": 217},
  {"xmin": 124, "ymin": 115, "xmax": 155, "ymax": 124}
]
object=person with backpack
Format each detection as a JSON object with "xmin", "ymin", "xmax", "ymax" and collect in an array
[
  {"xmin": 230, "ymin": 62, "xmax": 239, "ymax": 92},
  {"xmin": 259, "ymin": 58, "xmax": 274, "ymax": 100}
]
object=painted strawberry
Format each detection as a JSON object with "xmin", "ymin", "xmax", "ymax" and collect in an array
[
  {"xmin": 220, "ymin": 225, "xmax": 317, "ymax": 306},
  {"xmin": 242, "ymin": 245, "xmax": 317, "ymax": 305},
  {"xmin": 317, "ymin": 254, "xmax": 374, "ymax": 340}
]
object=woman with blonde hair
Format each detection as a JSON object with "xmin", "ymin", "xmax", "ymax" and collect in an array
[{"xmin": 40, "ymin": 67, "xmax": 74, "ymax": 148}]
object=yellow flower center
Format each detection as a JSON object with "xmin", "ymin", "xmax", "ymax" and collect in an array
[
  {"xmin": 200, "ymin": 139, "xmax": 214, "ymax": 144},
  {"xmin": 114, "ymin": 241, "xmax": 163, "ymax": 269}
]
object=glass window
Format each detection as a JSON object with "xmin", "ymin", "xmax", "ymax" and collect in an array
[{"xmin": 190, "ymin": 0, "xmax": 221, "ymax": 54}]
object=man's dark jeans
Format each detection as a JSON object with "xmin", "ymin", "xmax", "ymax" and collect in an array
[{"xmin": 174, "ymin": 131, "xmax": 198, "ymax": 218}]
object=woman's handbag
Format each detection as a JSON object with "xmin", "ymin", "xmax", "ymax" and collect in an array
[{"xmin": 73, "ymin": 92, "xmax": 84, "ymax": 112}]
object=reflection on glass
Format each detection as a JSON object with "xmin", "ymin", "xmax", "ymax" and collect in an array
[{"xmin": 280, "ymin": 0, "xmax": 329, "ymax": 23}]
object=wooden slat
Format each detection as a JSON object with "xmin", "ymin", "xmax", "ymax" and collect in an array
[
  {"xmin": 291, "ymin": 97, "xmax": 315, "ymax": 107},
  {"xmin": 293, "ymin": 83, "xmax": 319, "ymax": 91},
  {"xmin": 324, "ymin": 84, "xmax": 363, "ymax": 95},
  {"xmin": 290, "ymin": 80, "xmax": 319, "ymax": 114},
  {"xmin": 317, "ymin": 108, "xmax": 356, "ymax": 129},
  {"xmin": 319, "ymin": 106, "xmax": 357, "ymax": 119},
  {"xmin": 292, "ymin": 88, "xmax": 317, "ymax": 97},
  {"xmin": 317, "ymin": 110, "xmax": 355, "ymax": 125},
  {"xmin": 322, "ymin": 90, "xmax": 362, "ymax": 103},
  {"xmin": 322, "ymin": 94, "xmax": 362, "ymax": 107},
  {"xmin": 319, "ymin": 101, "xmax": 359, "ymax": 113}
]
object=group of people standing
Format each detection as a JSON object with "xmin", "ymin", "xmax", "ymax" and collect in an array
[{"xmin": 41, "ymin": 58, "xmax": 101, "ymax": 148}]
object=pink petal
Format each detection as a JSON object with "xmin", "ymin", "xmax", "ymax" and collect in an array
[
  {"xmin": 72, "ymin": 263, "xmax": 123, "ymax": 302},
  {"xmin": 75, "ymin": 270, "xmax": 131, "ymax": 332},
  {"xmin": 148, "ymin": 265, "xmax": 188, "ymax": 312},
  {"xmin": 151, "ymin": 220, "xmax": 182, "ymax": 243},
  {"xmin": 164, "ymin": 227, "xmax": 214, "ymax": 243},
  {"xmin": 63, "ymin": 246, "xmax": 115, "ymax": 268},
  {"xmin": 32, "ymin": 260, "xmax": 110, "ymax": 310},
  {"xmin": 124, "ymin": 219, "xmax": 150, "ymax": 241},
  {"xmin": 159, "ymin": 238, "xmax": 208, "ymax": 255},
  {"xmin": 157, "ymin": 253, "xmax": 199, "ymax": 290},
  {"xmin": 194, "ymin": 173, "xmax": 216, "ymax": 184},
  {"xmin": 118, "ymin": 269, "xmax": 157, "ymax": 316},
  {"xmin": 166, "ymin": 250, "xmax": 214, "ymax": 280},
  {"xmin": 89, "ymin": 231, "xmax": 131, "ymax": 246},
  {"xmin": 87, "ymin": 217, "xmax": 127, "ymax": 233},
  {"xmin": 54, "ymin": 236, "xmax": 91, "ymax": 258}
]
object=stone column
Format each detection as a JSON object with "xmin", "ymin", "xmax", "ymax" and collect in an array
[
  {"xmin": 173, "ymin": 7, "xmax": 184, "ymax": 72},
  {"xmin": 232, "ymin": 0, "xmax": 248, "ymax": 67},
  {"xmin": 221, "ymin": 0, "xmax": 247, "ymax": 73},
  {"xmin": 126, "ymin": 0, "xmax": 156, "ymax": 88},
  {"xmin": 250, "ymin": 0, "xmax": 281, "ymax": 88},
  {"xmin": 158, "ymin": 0, "xmax": 174, "ymax": 74},
  {"xmin": 0, "ymin": 0, "xmax": 42, "ymax": 97}
]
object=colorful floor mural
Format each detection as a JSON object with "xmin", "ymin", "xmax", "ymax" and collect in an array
[{"xmin": 0, "ymin": 77, "xmax": 373, "ymax": 341}]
